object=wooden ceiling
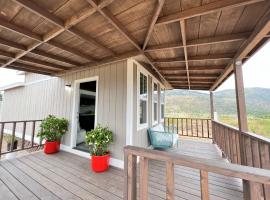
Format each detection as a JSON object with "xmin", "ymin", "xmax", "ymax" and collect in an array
[{"xmin": 0, "ymin": 0, "xmax": 269, "ymax": 90}]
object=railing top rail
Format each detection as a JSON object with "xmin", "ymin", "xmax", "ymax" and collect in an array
[
  {"xmin": 165, "ymin": 117, "xmax": 211, "ymax": 120},
  {"xmin": 0, "ymin": 119, "xmax": 42, "ymax": 123},
  {"xmin": 213, "ymin": 120, "xmax": 270, "ymax": 144},
  {"xmin": 124, "ymin": 145, "xmax": 270, "ymax": 184}
]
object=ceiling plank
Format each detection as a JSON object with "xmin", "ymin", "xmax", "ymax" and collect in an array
[
  {"xmin": 210, "ymin": 5, "xmax": 270, "ymax": 90},
  {"xmin": 19, "ymin": 56, "xmax": 70, "ymax": 70},
  {"xmin": 142, "ymin": 0, "xmax": 165, "ymax": 50},
  {"xmin": 145, "ymin": 32, "xmax": 250, "ymax": 52},
  {"xmin": 13, "ymin": 0, "xmax": 114, "ymax": 55},
  {"xmin": 153, "ymin": 54, "xmax": 234, "ymax": 63},
  {"xmin": 180, "ymin": 20, "xmax": 190, "ymax": 89},
  {"xmin": 85, "ymin": 0, "xmax": 170, "ymax": 87},
  {"xmin": 0, "ymin": 37, "xmax": 80, "ymax": 66},
  {"xmin": 7, "ymin": 65, "xmax": 53, "ymax": 76},
  {"xmin": 47, "ymin": 41, "xmax": 96, "ymax": 61},
  {"xmin": 158, "ymin": 66, "xmax": 226, "ymax": 70},
  {"xmin": 10, "ymin": 62, "xmax": 57, "ymax": 74},
  {"xmin": 0, "ymin": 0, "xmax": 114, "ymax": 69},
  {"xmin": 156, "ymin": 0, "xmax": 264, "ymax": 25}
]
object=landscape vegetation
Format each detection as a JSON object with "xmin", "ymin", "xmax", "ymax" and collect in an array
[{"xmin": 165, "ymin": 88, "xmax": 270, "ymax": 138}]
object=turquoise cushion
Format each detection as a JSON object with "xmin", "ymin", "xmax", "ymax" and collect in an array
[{"xmin": 148, "ymin": 126, "xmax": 179, "ymax": 149}]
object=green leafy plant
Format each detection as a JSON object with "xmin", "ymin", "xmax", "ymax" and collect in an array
[
  {"xmin": 3, "ymin": 135, "xmax": 17, "ymax": 143},
  {"xmin": 85, "ymin": 124, "xmax": 113, "ymax": 156},
  {"xmin": 37, "ymin": 115, "xmax": 69, "ymax": 142}
]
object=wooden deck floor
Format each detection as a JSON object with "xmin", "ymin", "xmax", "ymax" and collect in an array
[{"xmin": 0, "ymin": 138, "xmax": 243, "ymax": 200}]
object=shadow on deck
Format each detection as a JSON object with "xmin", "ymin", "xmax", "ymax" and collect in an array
[{"xmin": 0, "ymin": 138, "xmax": 242, "ymax": 200}]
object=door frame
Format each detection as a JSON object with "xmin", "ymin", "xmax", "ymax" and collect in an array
[{"xmin": 70, "ymin": 76, "xmax": 99, "ymax": 148}]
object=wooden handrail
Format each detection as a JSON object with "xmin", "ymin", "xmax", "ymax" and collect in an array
[
  {"xmin": 0, "ymin": 120, "xmax": 43, "ymax": 158},
  {"xmin": 124, "ymin": 145, "xmax": 270, "ymax": 200},
  {"xmin": 165, "ymin": 117, "xmax": 212, "ymax": 138},
  {"xmin": 212, "ymin": 120, "xmax": 270, "ymax": 199}
]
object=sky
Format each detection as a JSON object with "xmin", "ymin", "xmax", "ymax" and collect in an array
[{"xmin": 0, "ymin": 41, "xmax": 270, "ymax": 90}]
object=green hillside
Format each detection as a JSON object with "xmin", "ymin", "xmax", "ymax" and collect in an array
[{"xmin": 165, "ymin": 88, "xmax": 270, "ymax": 137}]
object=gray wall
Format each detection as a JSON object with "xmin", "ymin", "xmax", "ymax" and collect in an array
[{"xmin": 1, "ymin": 60, "xmax": 127, "ymax": 160}]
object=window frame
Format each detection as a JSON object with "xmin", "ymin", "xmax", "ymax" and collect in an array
[
  {"xmin": 160, "ymin": 87, "xmax": 165, "ymax": 122},
  {"xmin": 152, "ymin": 81, "xmax": 158, "ymax": 125},
  {"xmin": 137, "ymin": 69, "xmax": 148, "ymax": 130}
]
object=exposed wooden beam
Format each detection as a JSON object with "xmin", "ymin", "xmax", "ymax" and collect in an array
[
  {"xmin": 142, "ymin": 0, "xmax": 165, "ymax": 50},
  {"xmin": 30, "ymin": 50, "xmax": 80, "ymax": 66},
  {"xmin": 169, "ymin": 80, "xmax": 214, "ymax": 84},
  {"xmin": 210, "ymin": 5, "xmax": 270, "ymax": 91},
  {"xmin": 165, "ymin": 74, "xmax": 218, "ymax": 79},
  {"xmin": 7, "ymin": 65, "xmax": 53, "ymax": 76},
  {"xmin": 19, "ymin": 57, "xmax": 70, "ymax": 70},
  {"xmin": 86, "ymin": 0, "xmax": 141, "ymax": 51},
  {"xmin": 156, "ymin": 0, "xmax": 264, "ymax": 25},
  {"xmin": 85, "ymin": 0, "xmax": 170, "ymax": 87},
  {"xmin": 0, "ymin": 37, "xmax": 80, "ymax": 66},
  {"xmin": 13, "ymin": 0, "xmax": 115, "ymax": 55},
  {"xmin": 0, "ymin": 50, "xmax": 15, "ymax": 58},
  {"xmin": 57, "ymin": 50, "xmax": 141, "ymax": 76},
  {"xmin": 0, "ymin": 0, "xmax": 114, "ymax": 69},
  {"xmin": 145, "ymin": 32, "xmax": 250, "ymax": 52},
  {"xmin": 158, "ymin": 66, "xmax": 225, "ymax": 71},
  {"xmin": 180, "ymin": 20, "xmax": 190, "ymax": 89},
  {"xmin": 153, "ymin": 54, "xmax": 234, "ymax": 63},
  {"xmin": 10, "ymin": 62, "xmax": 57, "ymax": 74},
  {"xmin": 47, "ymin": 41, "xmax": 96, "ymax": 61}
]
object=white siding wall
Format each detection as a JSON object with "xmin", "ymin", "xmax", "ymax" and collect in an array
[{"xmin": 1, "ymin": 60, "xmax": 127, "ymax": 160}]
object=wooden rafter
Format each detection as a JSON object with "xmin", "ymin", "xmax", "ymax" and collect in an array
[
  {"xmin": 142, "ymin": 0, "xmax": 165, "ymax": 50},
  {"xmin": 165, "ymin": 74, "xmax": 218, "ymax": 79},
  {"xmin": 180, "ymin": 20, "xmax": 190, "ymax": 89},
  {"xmin": 158, "ymin": 66, "xmax": 226, "ymax": 71},
  {"xmin": 85, "ymin": 0, "xmax": 170, "ymax": 87},
  {"xmin": 210, "ymin": 5, "xmax": 270, "ymax": 90},
  {"xmin": 156, "ymin": 0, "xmax": 264, "ymax": 26},
  {"xmin": 153, "ymin": 54, "xmax": 234, "ymax": 63},
  {"xmin": 0, "ymin": 36, "xmax": 80, "ymax": 66},
  {"xmin": 13, "ymin": 0, "xmax": 114, "ymax": 55},
  {"xmin": 145, "ymin": 32, "xmax": 250, "ymax": 52},
  {"xmin": 0, "ymin": 0, "xmax": 114, "ymax": 69}
]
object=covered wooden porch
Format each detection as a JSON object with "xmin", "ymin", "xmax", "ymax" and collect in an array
[{"xmin": 0, "ymin": 138, "xmax": 244, "ymax": 200}]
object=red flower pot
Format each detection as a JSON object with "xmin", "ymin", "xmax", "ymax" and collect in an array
[
  {"xmin": 91, "ymin": 153, "xmax": 110, "ymax": 172},
  {"xmin": 44, "ymin": 141, "xmax": 60, "ymax": 154}
]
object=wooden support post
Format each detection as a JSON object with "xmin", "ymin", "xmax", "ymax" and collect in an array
[
  {"xmin": 139, "ymin": 157, "xmax": 149, "ymax": 200},
  {"xmin": 124, "ymin": 153, "xmax": 137, "ymax": 200},
  {"xmin": 234, "ymin": 59, "xmax": 250, "ymax": 200},
  {"xmin": 200, "ymin": 170, "xmax": 209, "ymax": 200},
  {"xmin": 166, "ymin": 161, "xmax": 174, "ymax": 200},
  {"xmin": 210, "ymin": 91, "xmax": 215, "ymax": 120}
]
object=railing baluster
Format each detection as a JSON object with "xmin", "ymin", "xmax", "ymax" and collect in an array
[
  {"xmin": 0, "ymin": 123, "xmax": 4, "ymax": 158},
  {"xmin": 200, "ymin": 170, "xmax": 209, "ymax": 200},
  {"xmin": 181, "ymin": 118, "xmax": 183, "ymax": 135},
  {"xmin": 196, "ymin": 119, "xmax": 198, "ymax": 137},
  {"xmin": 10, "ymin": 122, "xmax": 16, "ymax": 152},
  {"xmin": 185, "ymin": 118, "xmax": 188, "ymax": 136},
  {"xmin": 139, "ymin": 157, "xmax": 148, "ymax": 200},
  {"xmin": 176, "ymin": 118, "xmax": 179, "ymax": 135},
  {"xmin": 21, "ymin": 121, "xmax": 26, "ymax": 150},
  {"xmin": 31, "ymin": 121, "xmax": 36, "ymax": 147},
  {"xmin": 124, "ymin": 153, "xmax": 137, "ymax": 200},
  {"xmin": 166, "ymin": 161, "xmax": 174, "ymax": 200},
  {"xmin": 207, "ymin": 120, "xmax": 210, "ymax": 138},
  {"xmin": 202, "ymin": 120, "xmax": 204, "ymax": 138},
  {"xmin": 191, "ymin": 119, "xmax": 193, "ymax": 137}
]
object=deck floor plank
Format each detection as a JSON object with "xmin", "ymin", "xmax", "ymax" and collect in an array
[{"xmin": 0, "ymin": 138, "xmax": 243, "ymax": 200}]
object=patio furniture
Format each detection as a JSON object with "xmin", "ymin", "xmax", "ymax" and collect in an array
[{"xmin": 147, "ymin": 124, "xmax": 179, "ymax": 149}]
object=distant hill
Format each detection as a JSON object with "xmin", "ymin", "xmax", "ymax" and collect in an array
[{"xmin": 165, "ymin": 88, "xmax": 270, "ymax": 118}]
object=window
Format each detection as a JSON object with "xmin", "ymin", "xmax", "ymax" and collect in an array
[
  {"xmin": 153, "ymin": 82, "xmax": 158, "ymax": 124},
  {"xmin": 160, "ymin": 88, "xmax": 165, "ymax": 120},
  {"xmin": 139, "ymin": 73, "xmax": 148, "ymax": 125}
]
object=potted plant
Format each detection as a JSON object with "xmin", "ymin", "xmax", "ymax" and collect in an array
[
  {"xmin": 85, "ymin": 124, "xmax": 113, "ymax": 172},
  {"xmin": 38, "ymin": 115, "xmax": 68, "ymax": 154},
  {"xmin": 3, "ymin": 135, "xmax": 18, "ymax": 151}
]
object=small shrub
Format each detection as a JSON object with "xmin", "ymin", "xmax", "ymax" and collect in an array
[
  {"xmin": 37, "ymin": 115, "xmax": 69, "ymax": 142},
  {"xmin": 85, "ymin": 124, "xmax": 113, "ymax": 156}
]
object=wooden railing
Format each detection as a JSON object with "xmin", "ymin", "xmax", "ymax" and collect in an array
[
  {"xmin": 0, "ymin": 120, "xmax": 43, "ymax": 158},
  {"xmin": 164, "ymin": 117, "xmax": 212, "ymax": 138},
  {"xmin": 124, "ymin": 145, "xmax": 270, "ymax": 200},
  {"xmin": 212, "ymin": 120, "xmax": 270, "ymax": 199}
]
